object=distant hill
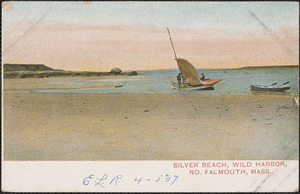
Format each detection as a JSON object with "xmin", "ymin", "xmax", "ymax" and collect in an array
[
  {"xmin": 3, "ymin": 63, "xmax": 138, "ymax": 78},
  {"xmin": 4, "ymin": 64, "xmax": 56, "ymax": 71},
  {"xmin": 237, "ymin": 65, "xmax": 299, "ymax": 70}
]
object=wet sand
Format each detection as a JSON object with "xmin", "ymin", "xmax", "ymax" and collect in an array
[{"xmin": 3, "ymin": 77, "xmax": 299, "ymax": 160}]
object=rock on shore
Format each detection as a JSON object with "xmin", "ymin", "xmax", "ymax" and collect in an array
[{"xmin": 109, "ymin": 68, "xmax": 122, "ymax": 75}]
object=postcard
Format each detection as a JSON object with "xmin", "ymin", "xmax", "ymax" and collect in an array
[{"xmin": 2, "ymin": 1, "xmax": 299, "ymax": 192}]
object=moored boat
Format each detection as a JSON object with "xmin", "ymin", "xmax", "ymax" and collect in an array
[{"xmin": 251, "ymin": 85, "xmax": 291, "ymax": 92}]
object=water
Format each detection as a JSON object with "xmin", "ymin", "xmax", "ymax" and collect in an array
[{"xmin": 32, "ymin": 68, "xmax": 299, "ymax": 96}]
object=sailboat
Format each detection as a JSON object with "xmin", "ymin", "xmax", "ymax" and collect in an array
[{"xmin": 167, "ymin": 28, "xmax": 222, "ymax": 90}]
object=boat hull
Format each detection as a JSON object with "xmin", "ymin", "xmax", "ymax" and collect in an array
[
  {"xmin": 171, "ymin": 82, "xmax": 215, "ymax": 90},
  {"xmin": 251, "ymin": 85, "xmax": 291, "ymax": 92},
  {"xmin": 171, "ymin": 78, "xmax": 222, "ymax": 90},
  {"xmin": 200, "ymin": 79, "xmax": 222, "ymax": 86}
]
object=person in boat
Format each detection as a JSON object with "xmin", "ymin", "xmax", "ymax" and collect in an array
[
  {"xmin": 177, "ymin": 72, "xmax": 182, "ymax": 86},
  {"xmin": 200, "ymin": 73, "xmax": 205, "ymax": 81}
]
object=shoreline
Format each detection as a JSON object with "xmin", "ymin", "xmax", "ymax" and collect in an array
[
  {"xmin": 3, "ymin": 76, "xmax": 298, "ymax": 97},
  {"xmin": 4, "ymin": 70, "xmax": 138, "ymax": 79}
]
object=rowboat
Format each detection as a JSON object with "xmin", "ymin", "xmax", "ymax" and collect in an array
[{"xmin": 251, "ymin": 85, "xmax": 291, "ymax": 92}]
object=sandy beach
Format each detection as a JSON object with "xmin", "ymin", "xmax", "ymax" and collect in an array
[{"xmin": 3, "ymin": 77, "xmax": 299, "ymax": 160}]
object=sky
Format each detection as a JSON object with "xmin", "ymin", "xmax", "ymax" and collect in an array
[{"xmin": 2, "ymin": 1, "xmax": 299, "ymax": 71}]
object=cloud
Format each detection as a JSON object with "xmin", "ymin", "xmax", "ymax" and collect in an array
[{"xmin": 3, "ymin": 24, "xmax": 299, "ymax": 71}]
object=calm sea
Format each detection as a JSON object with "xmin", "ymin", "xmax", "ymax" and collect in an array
[{"xmin": 32, "ymin": 68, "xmax": 299, "ymax": 96}]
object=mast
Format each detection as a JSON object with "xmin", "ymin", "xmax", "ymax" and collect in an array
[
  {"xmin": 167, "ymin": 28, "xmax": 177, "ymax": 59},
  {"xmin": 167, "ymin": 28, "xmax": 181, "ymax": 90}
]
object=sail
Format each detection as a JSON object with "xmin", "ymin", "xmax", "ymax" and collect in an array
[{"xmin": 176, "ymin": 58, "xmax": 202, "ymax": 85}]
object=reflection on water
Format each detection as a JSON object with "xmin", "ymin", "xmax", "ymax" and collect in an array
[
  {"xmin": 50, "ymin": 77, "xmax": 141, "ymax": 84},
  {"xmin": 31, "ymin": 68, "xmax": 299, "ymax": 96}
]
